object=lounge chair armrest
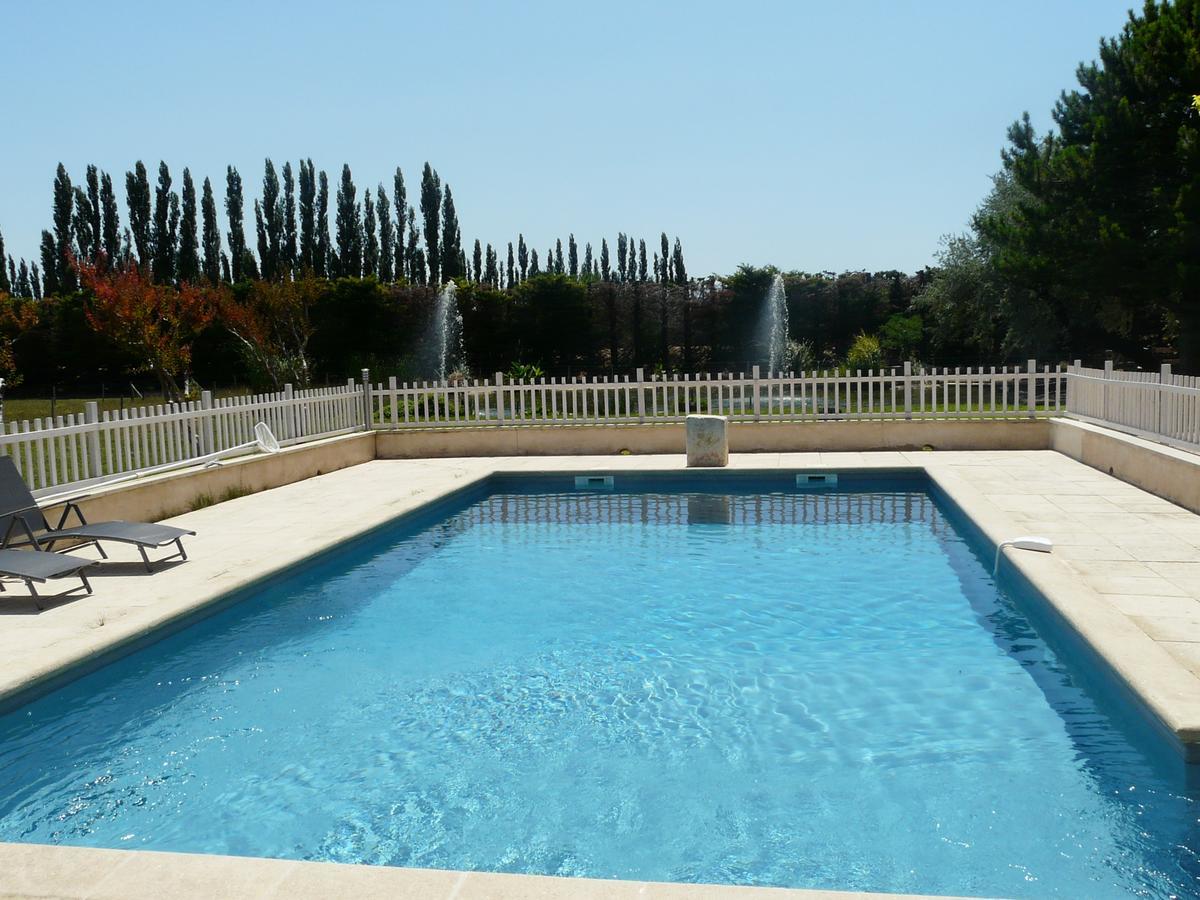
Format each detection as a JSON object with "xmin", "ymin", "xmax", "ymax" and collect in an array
[
  {"xmin": 52, "ymin": 500, "xmax": 89, "ymax": 530},
  {"xmin": 1, "ymin": 501, "xmax": 45, "ymax": 518},
  {"xmin": 38, "ymin": 493, "xmax": 91, "ymax": 509}
]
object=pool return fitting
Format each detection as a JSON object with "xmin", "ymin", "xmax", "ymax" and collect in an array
[{"xmin": 993, "ymin": 536, "xmax": 1054, "ymax": 575}]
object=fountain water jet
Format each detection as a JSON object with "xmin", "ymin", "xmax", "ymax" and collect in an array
[
  {"xmin": 764, "ymin": 273, "xmax": 788, "ymax": 374},
  {"xmin": 432, "ymin": 281, "xmax": 465, "ymax": 380}
]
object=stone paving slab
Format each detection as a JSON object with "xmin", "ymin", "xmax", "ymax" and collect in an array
[{"xmin": 0, "ymin": 448, "xmax": 1198, "ymax": 898}]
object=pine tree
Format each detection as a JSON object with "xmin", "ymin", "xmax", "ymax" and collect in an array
[
  {"xmin": 506, "ymin": 242, "xmax": 515, "ymax": 287},
  {"xmin": 177, "ymin": 168, "xmax": 200, "ymax": 283},
  {"xmin": 377, "ymin": 186, "xmax": 394, "ymax": 282},
  {"xmin": 517, "ymin": 234, "xmax": 528, "ymax": 281},
  {"xmin": 638, "ymin": 239, "xmax": 648, "ymax": 282},
  {"xmin": 554, "ymin": 238, "xmax": 564, "ymax": 274},
  {"xmin": 298, "ymin": 159, "xmax": 315, "ymax": 272},
  {"xmin": 472, "ymin": 239, "xmax": 483, "ymax": 283},
  {"xmin": 85, "ymin": 165, "xmax": 101, "ymax": 258},
  {"xmin": 672, "ymin": 237, "xmax": 687, "ymax": 284},
  {"xmin": 52, "ymin": 163, "xmax": 76, "ymax": 291},
  {"xmin": 151, "ymin": 162, "xmax": 177, "ymax": 283},
  {"xmin": 39, "ymin": 231, "xmax": 58, "ymax": 296},
  {"xmin": 0, "ymin": 229, "xmax": 7, "ymax": 293},
  {"xmin": 530, "ymin": 248, "xmax": 540, "ymax": 276},
  {"xmin": 201, "ymin": 176, "xmax": 221, "ymax": 285},
  {"xmin": 282, "ymin": 162, "xmax": 297, "ymax": 277},
  {"xmin": 335, "ymin": 164, "xmax": 361, "ymax": 277},
  {"xmin": 568, "ymin": 234, "xmax": 578, "ymax": 278},
  {"xmin": 617, "ymin": 233, "xmax": 628, "ymax": 281},
  {"xmin": 600, "ymin": 238, "xmax": 611, "ymax": 281},
  {"xmin": 315, "ymin": 171, "xmax": 331, "ymax": 278},
  {"xmin": 225, "ymin": 166, "xmax": 249, "ymax": 282},
  {"xmin": 72, "ymin": 187, "xmax": 95, "ymax": 262},
  {"xmin": 420, "ymin": 163, "xmax": 442, "ymax": 284},
  {"xmin": 393, "ymin": 168, "xmax": 407, "ymax": 281},
  {"xmin": 440, "ymin": 184, "xmax": 462, "ymax": 280},
  {"xmin": 363, "ymin": 188, "xmax": 379, "ymax": 278},
  {"xmin": 100, "ymin": 172, "xmax": 120, "ymax": 264}
]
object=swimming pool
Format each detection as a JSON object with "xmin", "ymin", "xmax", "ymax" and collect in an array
[{"xmin": 0, "ymin": 472, "xmax": 1196, "ymax": 897}]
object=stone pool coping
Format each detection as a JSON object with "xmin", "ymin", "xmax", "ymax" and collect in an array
[{"xmin": 1, "ymin": 450, "xmax": 1199, "ymax": 898}]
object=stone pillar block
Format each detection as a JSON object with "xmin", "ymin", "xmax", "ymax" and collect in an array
[{"xmin": 686, "ymin": 414, "xmax": 729, "ymax": 467}]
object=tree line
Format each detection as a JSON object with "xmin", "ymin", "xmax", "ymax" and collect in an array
[{"xmin": 0, "ymin": 159, "xmax": 688, "ymax": 296}]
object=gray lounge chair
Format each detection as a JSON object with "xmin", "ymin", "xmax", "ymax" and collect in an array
[
  {"xmin": 0, "ymin": 457, "xmax": 195, "ymax": 572},
  {"xmin": 0, "ymin": 548, "xmax": 95, "ymax": 597}
]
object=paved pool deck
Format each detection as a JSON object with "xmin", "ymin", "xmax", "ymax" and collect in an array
[{"xmin": 0, "ymin": 449, "xmax": 1198, "ymax": 898}]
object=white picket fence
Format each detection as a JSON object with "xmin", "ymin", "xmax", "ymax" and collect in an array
[
  {"xmin": 0, "ymin": 381, "xmax": 363, "ymax": 496},
  {"xmin": 1066, "ymin": 361, "xmax": 1200, "ymax": 452},
  {"xmin": 369, "ymin": 362, "xmax": 1068, "ymax": 428},
  {"xmin": 0, "ymin": 360, "xmax": 1195, "ymax": 499}
]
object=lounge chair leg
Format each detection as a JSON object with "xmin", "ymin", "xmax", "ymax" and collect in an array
[
  {"xmin": 138, "ymin": 545, "xmax": 153, "ymax": 573},
  {"xmin": 94, "ymin": 541, "xmax": 108, "ymax": 560},
  {"xmin": 175, "ymin": 538, "xmax": 187, "ymax": 561},
  {"xmin": 79, "ymin": 572, "xmax": 92, "ymax": 595},
  {"xmin": 25, "ymin": 579, "xmax": 36, "ymax": 598}
]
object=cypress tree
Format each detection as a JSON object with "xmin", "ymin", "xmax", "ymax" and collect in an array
[
  {"xmin": 335, "ymin": 164, "xmax": 361, "ymax": 277},
  {"xmin": 72, "ymin": 187, "xmax": 95, "ymax": 262},
  {"xmin": 0, "ymin": 229, "xmax": 7, "ymax": 293},
  {"xmin": 393, "ymin": 168, "xmax": 406, "ymax": 281},
  {"xmin": 554, "ymin": 238, "xmax": 564, "ymax": 274},
  {"xmin": 506, "ymin": 242, "xmax": 515, "ymax": 287},
  {"xmin": 377, "ymin": 186, "xmax": 394, "ymax": 282},
  {"xmin": 177, "ymin": 168, "xmax": 200, "ymax": 283},
  {"xmin": 221, "ymin": 252, "xmax": 231, "ymax": 283},
  {"xmin": 100, "ymin": 172, "xmax": 120, "ymax": 264},
  {"xmin": 298, "ymin": 159, "xmax": 315, "ymax": 272},
  {"xmin": 86, "ymin": 165, "xmax": 101, "ymax": 257},
  {"xmin": 31, "ymin": 263, "xmax": 42, "ymax": 301},
  {"xmin": 16, "ymin": 260, "xmax": 31, "ymax": 299},
  {"xmin": 259, "ymin": 159, "xmax": 284, "ymax": 280},
  {"xmin": 315, "ymin": 171, "xmax": 331, "ymax": 278},
  {"xmin": 568, "ymin": 234, "xmax": 578, "ymax": 277},
  {"xmin": 530, "ymin": 248, "xmax": 540, "ymax": 277},
  {"xmin": 151, "ymin": 162, "xmax": 177, "ymax": 283},
  {"xmin": 52, "ymin": 163, "xmax": 76, "ymax": 290},
  {"xmin": 600, "ymin": 238, "xmax": 610, "ymax": 281},
  {"xmin": 126, "ymin": 162, "xmax": 152, "ymax": 267},
  {"xmin": 440, "ymin": 184, "xmax": 462, "ymax": 280},
  {"xmin": 653, "ymin": 252, "xmax": 660, "ymax": 283},
  {"xmin": 363, "ymin": 188, "xmax": 379, "ymax": 278},
  {"xmin": 672, "ymin": 237, "xmax": 687, "ymax": 284},
  {"xmin": 617, "ymin": 233, "xmax": 628, "ymax": 281},
  {"xmin": 39, "ymin": 231, "xmax": 58, "ymax": 296},
  {"xmin": 484, "ymin": 244, "xmax": 498, "ymax": 286},
  {"xmin": 201, "ymin": 177, "xmax": 221, "ymax": 285},
  {"xmin": 472, "ymin": 239, "xmax": 483, "ymax": 283},
  {"xmin": 405, "ymin": 206, "xmax": 422, "ymax": 284},
  {"xmin": 517, "ymin": 234, "xmax": 528, "ymax": 281},
  {"xmin": 282, "ymin": 162, "xmax": 297, "ymax": 277},
  {"xmin": 638, "ymin": 239, "xmax": 647, "ymax": 282},
  {"xmin": 660, "ymin": 233, "xmax": 670, "ymax": 282},
  {"xmin": 225, "ymin": 166, "xmax": 248, "ymax": 282},
  {"xmin": 255, "ymin": 200, "xmax": 269, "ymax": 281},
  {"xmin": 546, "ymin": 247, "xmax": 554, "ymax": 275},
  {"xmin": 583, "ymin": 242, "xmax": 593, "ymax": 278},
  {"xmin": 420, "ymin": 163, "xmax": 442, "ymax": 285},
  {"xmin": 7, "ymin": 257, "xmax": 18, "ymax": 296}
]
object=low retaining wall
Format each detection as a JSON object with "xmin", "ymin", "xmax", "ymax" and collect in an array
[
  {"xmin": 53, "ymin": 432, "xmax": 377, "ymax": 526},
  {"xmin": 375, "ymin": 419, "xmax": 1051, "ymax": 459},
  {"xmin": 1050, "ymin": 418, "xmax": 1200, "ymax": 514}
]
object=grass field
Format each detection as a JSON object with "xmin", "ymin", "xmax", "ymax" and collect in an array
[{"xmin": 1, "ymin": 391, "xmax": 250, "ymax": 424}]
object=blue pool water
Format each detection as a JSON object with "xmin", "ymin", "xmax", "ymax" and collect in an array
[{"xmin": 0, "ymin": 475, "xmax": 1197, "ymax": 897}]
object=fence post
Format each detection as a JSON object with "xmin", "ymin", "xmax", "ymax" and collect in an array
[
  {"xmin": 1159, "ymin": 363, "xmax": 1172, "ymax": 437},
  {"xmin": 495, "ymin": 372, "xmax": 505, "ymax": 425},
  {"xmin": 360, "ymin": 368, "xmax": 372, "ymax": 430},
  {"xmin": 1103, "ymin": 359, "xmax": 1113, "ymax": 422},
  {"xmin": 903, "ymin": 361, "xmax": 912, "ymax": 420},
  {"xmin": 200, "ymin": 390, "xmax": 214, "ymax": 454},
  {"xmin": 636, "ymin": 368, "xmax": 646, "ymax": 422},
  {"xmin": 1027, "ymin": 359, "xmax": 1037, "ymax": 418},
  {"xmin": 752, "ymin": 365, "xmax": 761, "ymax": 420},
  {"xmin": 1068, "ymin": 360, "xmax": 1081, "ymax": 415},
  {"xmin": 283, "ymin": 383, "xmax": 295, "ymax": 441},
  {"xmin": 84, "ymin": 401, "xmax": 101, "ymax": 479}
]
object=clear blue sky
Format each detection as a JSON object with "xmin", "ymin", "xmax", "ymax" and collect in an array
[{"xmin": 1, "ymin": 0, "xmax": 1135, "ymax": 277}]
